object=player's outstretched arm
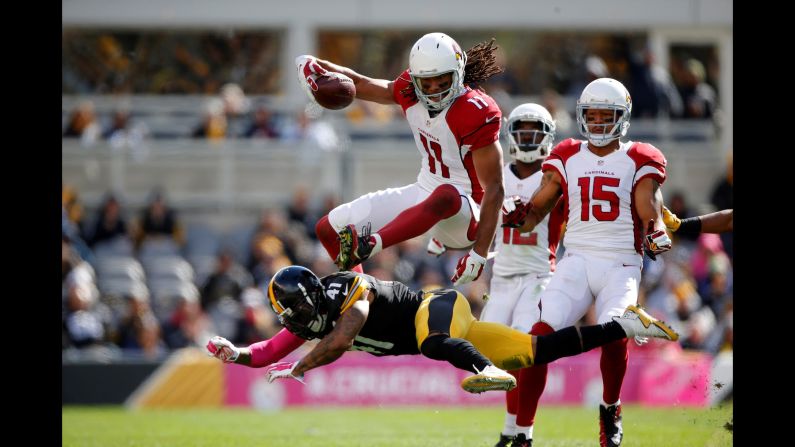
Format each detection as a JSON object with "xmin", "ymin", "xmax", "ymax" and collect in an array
[
  {"xmin": 507, "ymin": 170, "xmax": 563, "ymax": 233},
  {"xmin": 699, "ymin": 209, "xmax": 733, "ymax": 233},
  {"xmin": 663, "ymin": 206, "xmax": 732, "ymax": 236},
  {"xmin": 470, "ymin": 142, "xmax": 505, "ymax": 259},
  {"xmin": 296, "ymin": 55, "xmax": 395, "ymax": 104},
  {"xmin": 291, "ymin": 296, "xmax": 370, "ymax": 377},
  {"xmin": 451, "ymin": 142, "xmax": 503, "ymax": 285},
  {"xmin": 206, "ymin": 328, "xmax": 306, "ymax": 367}
]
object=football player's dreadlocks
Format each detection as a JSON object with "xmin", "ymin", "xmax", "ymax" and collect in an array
[
  {"xmin": 462, "ymin": 38, "xmax": 504, "ymax": 88},
  {"xmin": 400, "ymin": 38, "xmax": 504, "ymax": 100}
]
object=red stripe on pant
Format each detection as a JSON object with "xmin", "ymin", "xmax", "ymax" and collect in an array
[{"xmin": 378, "ymin": 184, "xmax": 461, "ymax": 248}]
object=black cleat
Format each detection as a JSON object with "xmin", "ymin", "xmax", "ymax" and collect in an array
[
  {"xmin": 510, "ymin": 433, "xmax": 532, "ymax": 447},
  {"xmin": 599, "ymin": 403, "xmax": 623, "ymax": 447},
  {"xmin": 336, "ymin": 222, "xmax": 374, "ymax": 270},
  {"xmin": 494, "ymin": 434, "xmax": 514, "ymax": 447}
]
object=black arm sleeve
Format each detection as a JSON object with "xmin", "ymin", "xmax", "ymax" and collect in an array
[{"xmin": 676, "ymin": 216, "xmax": 703, "ymax": 238}]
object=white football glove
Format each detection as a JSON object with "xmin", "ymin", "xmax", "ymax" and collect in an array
[
  {"xmin": 426, "ymin": 237, "xmax": 446, "ymax": 257},
  {"xmin": 501, "ymin": 195, "xmax": 522, "ymax": 215},
  {"xmin": 643, "ymin": 219, "xmax": 673, "ymax": 260},
  {"xmin": 295, "ymin": 55, "xmax": 327, "ymax": 102},
  {"xmin": 206, "ymin": 336, "xmax": 240, "ymax": 363},
  {"xmin": 265, "ymin": 361, "xmax": 305, "ymax": 384},
  {"xmin": 451, "ymin": 249, "xmax": 487, "ymax": 285}
]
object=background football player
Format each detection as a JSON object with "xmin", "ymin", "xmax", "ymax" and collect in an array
[
  {"xmin": 480, "ymin": 103, "xmax": 564, "ymax": 447},
  {"xmin": 502, "ymin": 78, "xmax": 673, "ymax": 447}
]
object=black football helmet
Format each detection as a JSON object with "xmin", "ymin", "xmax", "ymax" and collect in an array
[{"xmin": 267, "ymin": 266, "xmax": 329, "ymax": 340}]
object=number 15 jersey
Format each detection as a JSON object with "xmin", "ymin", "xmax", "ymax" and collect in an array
[{"xmin": 541, "ymin": 139, "xmax": 667, "ymax": 257}]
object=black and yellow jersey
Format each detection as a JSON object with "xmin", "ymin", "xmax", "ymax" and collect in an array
[{"xmin": 320, "ymin": 271, "xmax": 424, "ymax": 356}]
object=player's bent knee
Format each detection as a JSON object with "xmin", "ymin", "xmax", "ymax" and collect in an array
[
  {"xmin": 315, "ymin": 215, "xmax": 337, "ymax": 241},
  {"xmin": 420, "ymin": 333, "xmax": 449, "ymax": 360},
  {"xmin": 428, "ymin": 184, "xmax": 462, "ymax": 217}
]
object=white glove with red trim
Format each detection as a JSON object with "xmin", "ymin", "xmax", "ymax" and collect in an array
[
  {"xmin": 295, "ymin": 55, "xmax": 328, "ymax": 102},
  {"xmin": 501, "ymin": 195, "xmax": 522, "ymax": 215},
  {"xmin": 206, "ymin": 336, "xmax": 240, "ymax": 363},
  {"xmin": 265, "ymin": 361, "xmax": 305, "ymax": 384},
  {"xmin": 644, "ymin": 219, "xmax": 672, "ymax": 260},
  {"xmin": 451, "ymin": 249, "xmax": 487, "ymax": 285},
  {"xmin": 502, "ymin": 197, "xmax": 533, "ymax": 229},
  {"xmin": 426, "ymin": 237, "xmax": 446, "ymax": 257}
]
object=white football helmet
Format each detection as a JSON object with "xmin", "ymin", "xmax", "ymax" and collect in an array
[
  {"xmin": 576, "ymin": 78, "xmax": 632, "ymax": 147},
  {"xmin": 409, "ymin": 33, "xmax": 467, "ymax": 112},
  {"xmin": 505, "ymin": 103, "xmax": 556, "ymax": 163}
]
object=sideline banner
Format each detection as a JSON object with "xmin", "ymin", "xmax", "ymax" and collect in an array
[{"xmin": 223, "ymin": 348, "xmax": 711, "ymax": 410}]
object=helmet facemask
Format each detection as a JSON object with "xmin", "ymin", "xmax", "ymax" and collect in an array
[
  {"xmin": 410, "ymin": 70, "xmax": 464, "ymax": 112},
  {"xmin": 268, "ymin": 266, "xmax": 330, "ymax": 340},
  {"xmin": 508, "ymin": 118, "xmax": 555, "ymax": 163},
  {"xmin": 273, "ymin": 291, "xmax": 328, "ymax": 340},
  {"xmin": 576, "ymin": 104, "xmax": 630, "ymax": 147}
]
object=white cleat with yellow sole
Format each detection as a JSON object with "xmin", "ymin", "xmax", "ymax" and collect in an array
[
  {"xmin": 460, "ymin": 365, "xmax": 517, "ymax": 394},
  {"xmin": 613, "ymin": 305, "xmax": 679, "ymax": 342}
]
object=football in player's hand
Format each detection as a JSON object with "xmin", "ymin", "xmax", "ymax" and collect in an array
[{"xmin": 312, "ymin": 72, "xmax": 356, "ymax": 110}]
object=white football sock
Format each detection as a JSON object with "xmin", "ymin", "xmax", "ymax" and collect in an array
[{"xmin": 369, "ymin": 233, "xmax": 383, "ymax": 257}]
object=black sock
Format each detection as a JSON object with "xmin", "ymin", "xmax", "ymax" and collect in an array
[
  {"xmin": 533, "ymin": 326, "xmax": 582, "ymax": 365},
  {"xmin": 579, "ymin": 321, "xmax": 627, "ymax": 351},
  {"xmin": 420, "ymin": 334, "xmax": 491, "ymax": 373},
  {"xmin": 534, "ymin": 322, "xmax": 626, "ymax": 365}
]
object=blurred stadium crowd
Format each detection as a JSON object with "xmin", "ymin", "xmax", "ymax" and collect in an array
[{"xmin": 63, "ymin": 30, "xmax": 720, "ymax": 144}]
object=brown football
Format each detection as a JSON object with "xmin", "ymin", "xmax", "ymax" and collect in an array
[{"xmin": 312, "ymin": 72, "xmax": 356, "ymax": 110}]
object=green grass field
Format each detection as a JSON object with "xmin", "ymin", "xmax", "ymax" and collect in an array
[{"xmin": 63, "ymin": 404, "xmax": 732, "ymax": 446}]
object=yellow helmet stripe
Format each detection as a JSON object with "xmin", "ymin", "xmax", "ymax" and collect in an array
[{"xmin": 268, "ymin": 279, "xmax": 284, "ymax": 313}]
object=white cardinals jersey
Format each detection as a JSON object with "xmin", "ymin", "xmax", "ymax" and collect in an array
[
  {"xmin": 542, "ymin": 138, "xmax": 667, "ymax": 257},
  {"xmin": 493, "ymin": 164, "xmax": 565, "ymax": 277},
  {"xmin": 393, "ymin": 70, "xmax": 501, "ymax": 204}
]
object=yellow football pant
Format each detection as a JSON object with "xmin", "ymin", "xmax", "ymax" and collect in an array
[{"xmin": 414, "ymin": 289, "xmax": 535, "ymax": 370}]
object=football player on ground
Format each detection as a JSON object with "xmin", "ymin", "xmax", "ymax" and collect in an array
[
  {"xmin": 480, "ymin": 103, "xmax": 565, "ymax": 447},
  {"xmin": 208, "ymin": 266, "xmax": 678, "ymax": 398},
  {"xmin": 296, "ymin": 32, "xmax": 505, "ymax": 286},
  {"xmin": 502, "ymin": 78, "xmax": 673, "ymax": 447}
]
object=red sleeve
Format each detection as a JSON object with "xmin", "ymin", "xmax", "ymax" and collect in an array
[
  {"xmin": 446, "ymin": 89, "xmax": 501, "ymax": 151},
  {"xmin": 628, "ymin": 142, "xmax": 667, "ymax": 186},
  {"xmin": 392, "ymin": 69, "xmax": 417, "ymax": 113}
]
